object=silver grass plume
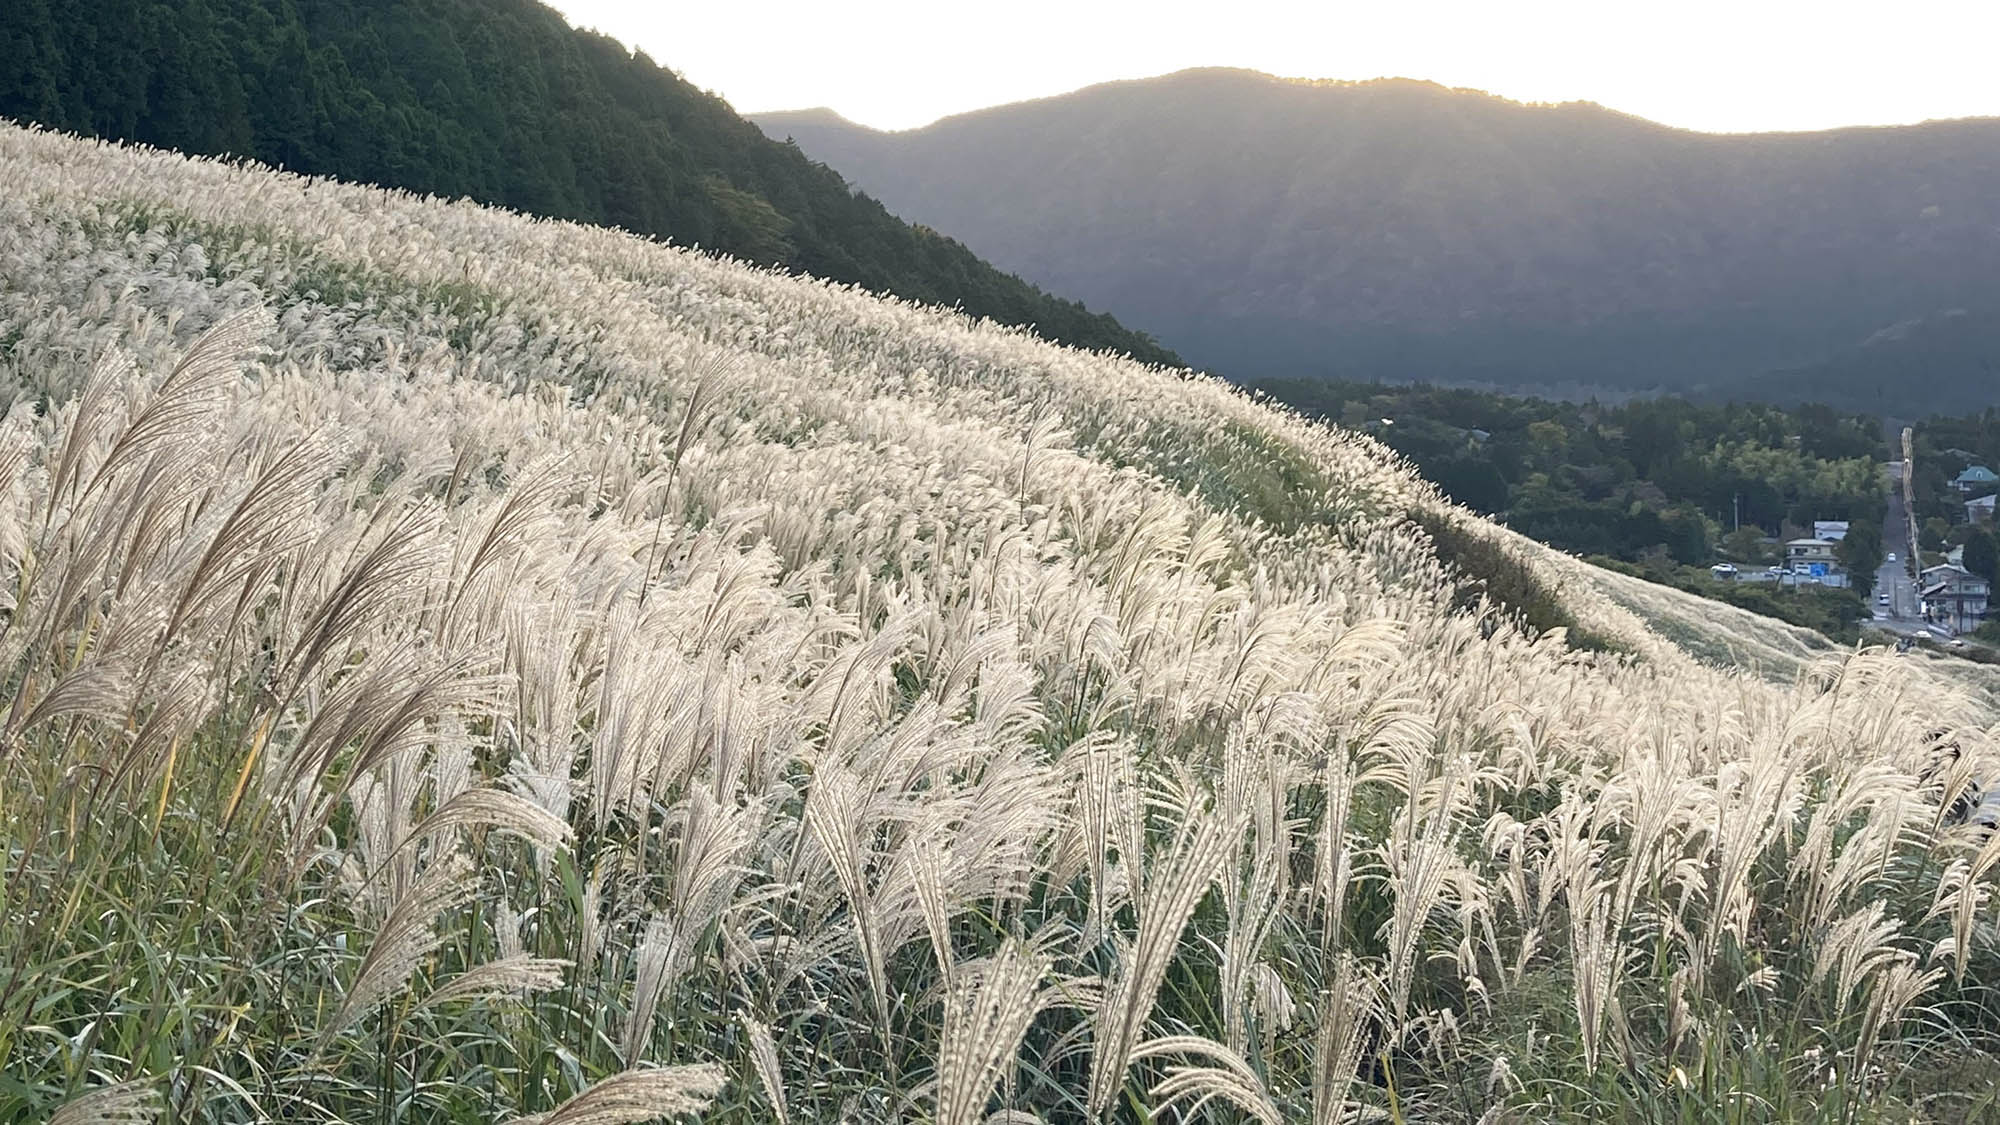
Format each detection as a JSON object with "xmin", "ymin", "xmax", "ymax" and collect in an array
[
  {"xmin": 660, "ymin": 787, "xmax": 760, "ymax": 981},
  {"xmin": 936, "ymin": 939, "xmax": 1051, "ymax": 1125},
  {"xmin": 503, "ymin": 1064, "xmax": 726, "ymax": 1125},
  {"xmin": 1811, "ymin": 901, "xmax": 1907, "ymax": 1022},
  {"xmin": 802, "ymin": 764, "xmax": 893, "ymax": 1029},
  {"xmin": 49, "ymin": 1080, "xmax": 161, "ymax": 1125},
  {"xmin": 578, "ymin": 851, "xmax": 617, "ymax": 974},
  {"xmin": 401, "ymin": 785, "xmax": 574, "ymax": 857},
  {"xmin": 80, "ymin": 307, "xmax": 266, "ymax": 501},
  {"xmin": 1382, "ymin": 790, "xmax": 1460, "ymax": 1030},
  {"xmin": 415, "ymin": 954, "xmax": 568, "ymax": 1013},
  {"xmin": 1569, "ymin": 893, "xmax": 1619, "ymax": 1073},
  {"xmin": 1086, "ymin": 791, "xmax": 1239, "ymax": 1119},
  {"xmin": 1129, "ymin": 1035, "xmax": 1282, "ymax": 1125},
  {"xmin": 319, "ymin": 854, "xmax": 476, "ymax": 1047},
  {"xmin": 1312, "ymin": 955, "xmax": 1380, "ymax": 1125},
  {"xmin": 740, "ymin": 1013, "xmax": 790, "ymax": 1125},
  {"xmin": 622, "ymin": 913, "xmax": 676, "ymax": 1064},
  {"xmin": 10, "ymin": 659, "xmax": 133, "ymax": 736},
  {"xmin": 44, "ymin": 348, "xmax": 132, "ymax": 517},
  {"xmin": 1219, "ymin": 733, "xmax": 1290, "ymax": 1056},
  {"xmin": 1854, "ymin": 961, "xmax": 1942, "ymax": 1095},
  {"xmin": 908, "ymin": 830, "xmax": 957, "ymax": 982},
  {"xmin": 158, "ymin": 429, "xmax": 340, "ymax": 644}
]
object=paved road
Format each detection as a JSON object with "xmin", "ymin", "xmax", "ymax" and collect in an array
[{"xmin": 1872, "ymin": 459, "xmax": 1944, "ymax": 637}]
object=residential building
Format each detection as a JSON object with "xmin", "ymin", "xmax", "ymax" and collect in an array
[
  {"xmin": 1968, "ymin": 494, "xmax": 1997, "ymax": 525},
  {"xmin": 1952, "ymin": 465, "xmax": 1999, "ymax": 494},
  {"xmin": 1784, "ymin": 538, "xmax": 1848, "ymax": 587},
  {"xmin": 1921, "ymin": 564, "xmax": 1990, "ymax": 633}
]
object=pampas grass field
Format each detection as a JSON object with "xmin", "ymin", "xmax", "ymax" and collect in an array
[{"xmin": 4, "ymin": 123, "xmax": 2000, "ymax": 1123}]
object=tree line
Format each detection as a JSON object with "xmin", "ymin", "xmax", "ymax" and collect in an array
[{"xmin": 1265, "ymin": 378, "xmax": 1890, "ymax": 638}]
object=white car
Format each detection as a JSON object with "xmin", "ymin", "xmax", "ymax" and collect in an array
[
  {"xmin": 1887, "ymin": 553, "xmax": 1897, "ymax": 563},
  {"xmin": 1878, "ymin": 593, "xmax": 1890, "ymax": 605}
]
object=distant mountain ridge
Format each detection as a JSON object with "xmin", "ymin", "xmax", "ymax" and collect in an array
[
  {"xmin": 755, "ymin": 68, "xmax": 2000, "ymax": 413},
  {"xmin": 0, "ymin": 0, "xmax": 1177, "ymax": 365}
]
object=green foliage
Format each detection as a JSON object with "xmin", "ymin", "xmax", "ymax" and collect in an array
[
  {"xmin": 1906, "ymin": 411, "xmax": 2000, "ymax": 527},
  {"xmin": 0, "ymin": 0, "xmax": 1179, "ymax": 366},
  {"xmin": 1591, "ymin": 556, "xmax": 1873, "ymax": 643},
  {"xmin": 1720, "ymin": 525, "xmax": 1778, "ymax": 565},
  {"xmin": 1412, "ymin": 510, "xmax": 1626, "ymax": 654},
  {"xmin": 1269, "ymin": 378, "xmax": 1888, "ymax": 570},
  {"xmin": 1964, "ymin": 526, "xmax": 1999, "ymax": 586},
  {"xmin": 1834, "ymin": 518, "xmax": 1884, "ymax": 598},
  {"xmin": 1923, "ymin": 516, "xmax": 1952, "ymax": 552}
]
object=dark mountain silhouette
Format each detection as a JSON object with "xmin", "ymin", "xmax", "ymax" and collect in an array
[{"xmin": 756, "ymin": 68, "xmax": 2000, "ymax": 412}]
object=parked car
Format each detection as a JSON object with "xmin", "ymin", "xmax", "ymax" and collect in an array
[
  {"xmin": 1878, "ymin": 593, "xmax": 1890, "ymax": 605},
  {"xmin": 1888, "ymin": 553, "xmax": 1898, "ymax": 562}
]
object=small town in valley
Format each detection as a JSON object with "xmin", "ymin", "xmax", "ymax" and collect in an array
[{"xmin": 1706, "ymin": 453, "xmax": 1995, "ymax": 652}]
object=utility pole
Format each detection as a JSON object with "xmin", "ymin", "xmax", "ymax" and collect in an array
[{"xmin": 1732, "ymin": 492, "xmax": 1740, "ymax": 533}]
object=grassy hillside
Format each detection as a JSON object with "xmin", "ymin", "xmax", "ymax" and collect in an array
[
  {"xmin": 757, "ymin": 68, "xmax": 2000, "ymax": 411},
  {"xmin": 5, "ymin": 126, "xmax": 2000, "ymax": 1124},
  {"xmin": 0, "ymin": 0, "xmax": 1177, "ymax": 365}
]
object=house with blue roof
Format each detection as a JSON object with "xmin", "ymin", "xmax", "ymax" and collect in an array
[{"xmin": 1952, "ymin": 465, "xmax": 1998, "ymax": 494}]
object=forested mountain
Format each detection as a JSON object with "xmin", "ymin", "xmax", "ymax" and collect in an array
[
  {"xmin": 0, "ymin": 0, "xmax": 1177, "ymax": 364},
  {"xmin": 756, "ymin": 69, "xmax": 2000, "ymax": 412},
  {"xmin": 1759, "ymin": 306, "xmax": 2000, "ymax": 415}
]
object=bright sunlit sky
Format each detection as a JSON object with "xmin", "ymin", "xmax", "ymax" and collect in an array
[{"xmin": 549, "ymin": 0, "xmax": 2000, "ymax": 134}]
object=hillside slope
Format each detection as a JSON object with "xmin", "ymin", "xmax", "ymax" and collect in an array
[
  {"xmin": 756, "ymin": 69, "xmax": 2000, "ymax": 411},
  {"xmin": 1760, "ymin": 304, "xmax": 2000, "ymax": 416},
  {"xmin": 3, "ymin": 126, "xmax": 1999, "ymax": 1122},
  {"xmin": 0, "ymin": 0, "xmax": 1176, "ymax": 364}
]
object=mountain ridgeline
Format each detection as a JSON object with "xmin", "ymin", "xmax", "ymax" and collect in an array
[
  {"xmin": 757, "ymin": 69, "xmax": 2000, "ymax": 414},
  {"xmin": 0, "ymin": 0, "xmax": 1177, "ymax": 365}
]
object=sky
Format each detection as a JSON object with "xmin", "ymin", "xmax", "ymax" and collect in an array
[{"xmin": 549, "ymin": 0, "xmax": 2000, "ymax": 134}]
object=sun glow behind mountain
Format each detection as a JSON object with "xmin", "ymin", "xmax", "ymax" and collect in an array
[{"xmin": 553, "ymin": 0, "xmax": 2000, "ymax": 134}]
